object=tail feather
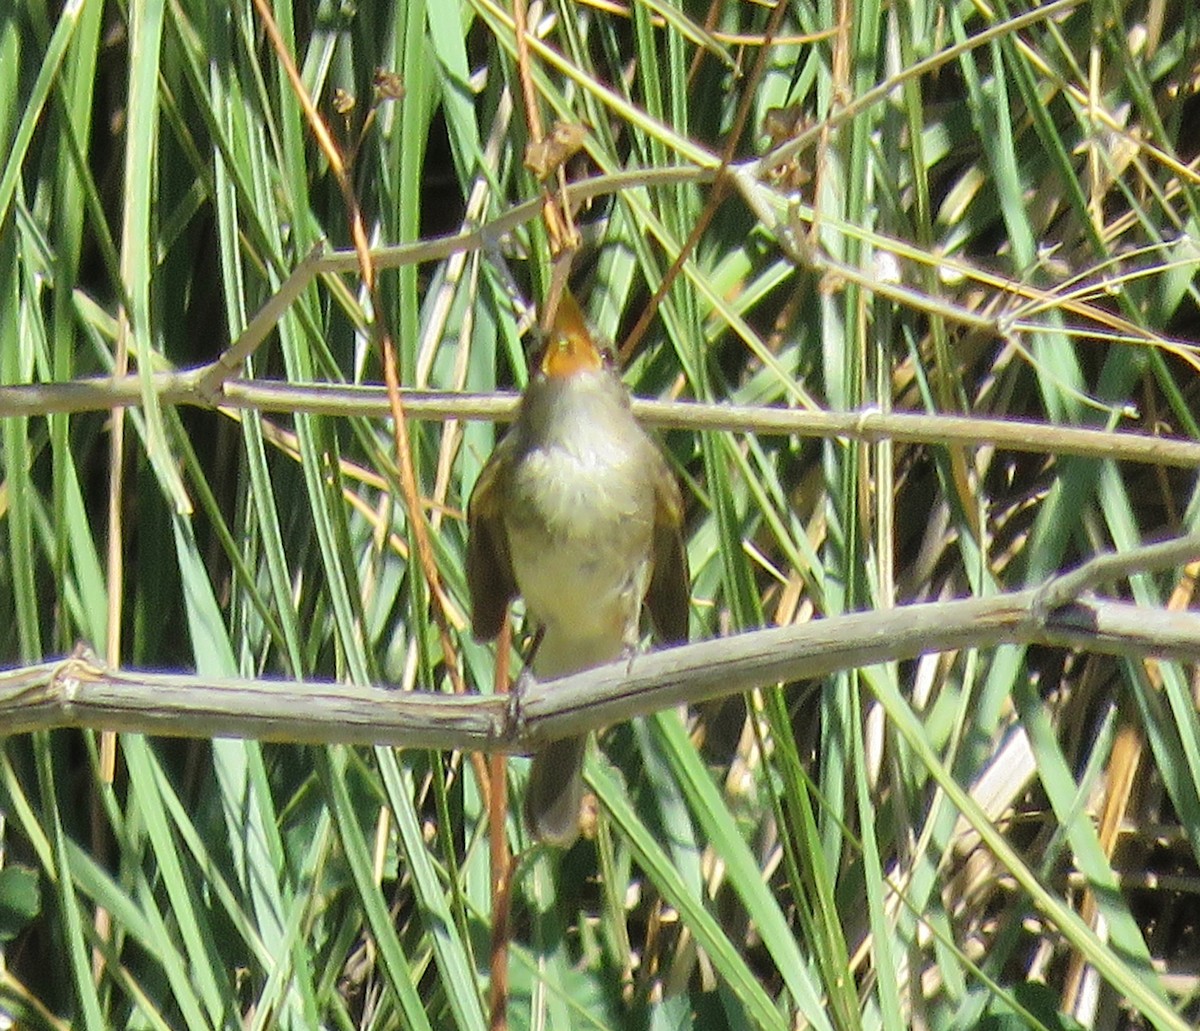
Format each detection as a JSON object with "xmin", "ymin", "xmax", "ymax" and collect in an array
[{"xmin": 524, "ymin": 736, "xmax": 587, "ymax": 847}]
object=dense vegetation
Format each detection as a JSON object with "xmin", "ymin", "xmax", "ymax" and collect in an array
[{"xmin": 1, "ymin": 0, "xmax": 1199, "ymax": 1028}]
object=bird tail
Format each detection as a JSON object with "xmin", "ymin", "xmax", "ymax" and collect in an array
[{"xmin": 524, "ymin": 735, "xmax": 587, "ymax": 847}]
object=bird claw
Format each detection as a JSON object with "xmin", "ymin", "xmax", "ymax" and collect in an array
[
  {"xmin": 622, "ymin": 644, "xmax": 639, "ymax": 676},
  {"xmin": 507, "ymin": 668, "xmax": 536, "ymax": 743}
]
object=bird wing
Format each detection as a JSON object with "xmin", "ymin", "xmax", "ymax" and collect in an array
[
  {"xmin": 465, "ymin": 441, "xmax": 519, "ymax": 642},
  {"xmin": 646, "ymin": 450, "xmax": 690, "ymax": 644}
]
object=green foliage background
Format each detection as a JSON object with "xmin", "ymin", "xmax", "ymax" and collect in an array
[{"xmin": 1, "ymin": 0, "xmax": 1199, "ymax": 1028}]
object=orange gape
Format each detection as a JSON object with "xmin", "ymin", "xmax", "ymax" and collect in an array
[{"xmin": 539, "ymin": 291, "xmax": 605, "ymax": 380}]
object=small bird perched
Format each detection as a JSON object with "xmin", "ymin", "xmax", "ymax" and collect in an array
[{"xmin": 466, "ymin": 291, "xmax": 690, "ymax": 847}]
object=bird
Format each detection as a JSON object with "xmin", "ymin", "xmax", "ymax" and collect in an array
[{"xmin": 466, "ymin": 290, "xmax": 690, "ymax": 847}]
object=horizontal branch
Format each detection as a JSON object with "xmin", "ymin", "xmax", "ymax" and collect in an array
[
  {"xmin": 3, "ymin": 590, "xmax": 1198, "ymax": 751},
  {"xmin": 1, "ymin": 373, "xmax": 1197, "ymax": 469}
]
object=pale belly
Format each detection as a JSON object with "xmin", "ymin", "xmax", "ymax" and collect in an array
[{"xmin": 504, "ymin": 445, "xmax": 655, "ymax": 677}]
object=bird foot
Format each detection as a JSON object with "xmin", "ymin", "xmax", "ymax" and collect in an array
[
  {"xmin": 507, "ymin": 668, "xmax": 536, "ymax": 743},
  {"xmin": 621, "ymin": 644, "xmax": 639, "ymax": 676}
]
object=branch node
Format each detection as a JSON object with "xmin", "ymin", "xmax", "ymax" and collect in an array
[
  {"xmin": 55, "ymin": 644, "xmax": 103, "ymax": 715},
  {"xmin": 501, "ymin": 671, "xmax": 534, "ymax": 753}
]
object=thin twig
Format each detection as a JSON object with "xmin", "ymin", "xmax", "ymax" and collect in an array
[
  {"xmin": 173, "ymin": 163, "xmax": 1196, "ymax": 404},
  {"xmin": 6, "ymin": 374, "xmax": 1198, "ymax": 469},
  {"xmin": 1032, "ymin": 533, "xmax": 1200, "ymax": 616}
]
